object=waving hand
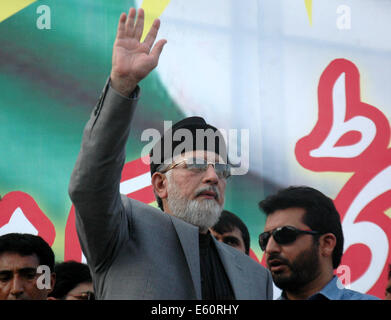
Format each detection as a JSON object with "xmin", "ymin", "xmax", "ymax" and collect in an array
[{"xmin": 110, "ymin": 8, "xmax": 167, "ymax": 96}]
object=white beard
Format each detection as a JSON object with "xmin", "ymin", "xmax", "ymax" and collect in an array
[{"xmin": 166, "ymin": 176, "xmax": 223, "ymax": 233}]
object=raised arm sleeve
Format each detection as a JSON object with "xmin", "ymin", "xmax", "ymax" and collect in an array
[{"xmin": 68, "ymin": 78, "xmax": 140, "ymax": 272}]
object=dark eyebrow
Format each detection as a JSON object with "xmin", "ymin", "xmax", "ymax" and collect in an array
[
  {"xmin": 18, "ymin": 267, "xmax": 37, "ymax": 274},
  {"xmin": 0, "ymin": 270, "xmax": 13, "ymax": 281},
  {"xmin": 0, "ymin": 268, "xmax": 37, "ymax": 276}
]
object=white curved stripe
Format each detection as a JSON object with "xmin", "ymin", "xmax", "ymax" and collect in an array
[
  {"xmin": 119, "ymin": 172, "xmax": 152, "ymax": 195},
  {"xmin": 343, "ymin": 165, "xmax": 391, "ymax": 292}
]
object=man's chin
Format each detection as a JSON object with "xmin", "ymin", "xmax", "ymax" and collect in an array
[
  {"xmin": 167, "ymin": 192, "xmax": 223, "ymax": 231},
  {"xmin": 191, "ymin": 206, "xmax": 222, "ymax": 231},
  {"xmin": 272, "ymin": 273, "xmax": 305, "ymax": 292},
  {"xmin": 272, "ymin": 276, "xmax": 292, "ymax": 291}
]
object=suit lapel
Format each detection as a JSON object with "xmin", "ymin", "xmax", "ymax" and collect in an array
[
  {"xmin": 171, "ymin": 217, "xmax": 202, "ymax": 300},
  {"xmin": 213, "ymin": 237, "xmax": 250, "ymax": 299}
]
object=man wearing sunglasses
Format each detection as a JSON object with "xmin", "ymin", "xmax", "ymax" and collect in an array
[
  {"xmin": 69, "ymin": 7, "xmax": 273, "ymax": 300},
  {"xmin": 259, "ymin": 186, "xmax": 379, "ymax": 300}
]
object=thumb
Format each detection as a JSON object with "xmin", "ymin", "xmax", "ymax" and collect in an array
[{"xmin": 150, "ymin": 39, "xmax": 167, "ymax": 62}]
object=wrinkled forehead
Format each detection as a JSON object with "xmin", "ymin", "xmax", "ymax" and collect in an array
[
  {"xmin": 172, "ymin": 150, "xmax": 225, "ymax": 163},
  {"xmin": 0, "ymin": 252, "xmax": 40, "ymax": 271}
]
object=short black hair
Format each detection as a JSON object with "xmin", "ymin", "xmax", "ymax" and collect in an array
[
  {"xmin": 259, "ymin": 186, "xmax": 344, "ymax": 269},
  {"xmin": 0, "ymin": 233, "xmax": 55, "ymax": 271},
  {"xmin": 212, "ymin": 210, "xmax": 250, "ymax": 255},
  {"xmin": 49, "ymin": 261, "xmax": 92, "ymax": 299}
]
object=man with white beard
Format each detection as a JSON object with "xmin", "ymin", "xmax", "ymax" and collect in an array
[{"xmin": 69, "ymin": 7, "xmax": 272, "ymax": 300}]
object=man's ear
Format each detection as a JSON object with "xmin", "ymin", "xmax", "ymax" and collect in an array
[
  {"xmin": 319, "ymin": 233, "xmax": 337, "ymax": 259},
  {"xmin": 151, "ymin": 172, "xmax": 168, "ymax": 200}
]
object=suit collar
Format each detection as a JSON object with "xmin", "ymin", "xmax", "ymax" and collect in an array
[
  {"xmin": 171, "ymin": 216, "xmax": 202, "ymax": 300},
  {"xmin": 212, "ymin": 237, "xmax": 250, "ymax": 299},
  {"xmin": 170, "ymin": 216, "xmax": 250, "ymax": 300}
]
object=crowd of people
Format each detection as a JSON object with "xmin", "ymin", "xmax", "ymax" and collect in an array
[
  {"xmin": 0, "ymin": 200, "xmax": 389, "ymax": 300},
  {"xmin": 0, "ymin": 7, "xmax": 390, "ymax": 301}
]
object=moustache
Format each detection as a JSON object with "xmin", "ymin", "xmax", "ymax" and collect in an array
[
  {"xmin": 267, "ymin": 253, "xmax": 290, "ymax": 267},
  {"xmin": 195, "ymin": 185, "xmax": 220, "ymax": 200}
]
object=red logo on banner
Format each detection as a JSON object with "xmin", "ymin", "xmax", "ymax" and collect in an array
[
  {"xmin": 0, "ymin": 191, "xmax": 56, "ymax": 246},
  {"xmin": 64, "ymin": 156, "xmax": 154, "ymax": 262},
  {"xmin": 295, "ymin": 58, "xmax": 391, "ymax": 298}
]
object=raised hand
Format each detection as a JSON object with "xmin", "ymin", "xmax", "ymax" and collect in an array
[{"xmin": 110, "ymin": 8, "xmax": 167, "ymax": 96}]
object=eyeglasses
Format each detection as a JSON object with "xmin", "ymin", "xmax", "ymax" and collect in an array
[
  {"xmin": 259, "ymin": 226, "xmax": 320, "ymax": 251},
  {"xmin": 159, "ymin": 157, "xmax": 231, "ymax": 179}
]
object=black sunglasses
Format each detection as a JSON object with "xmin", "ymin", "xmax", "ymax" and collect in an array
[{"xmin": 259, "ymin": 226, "xmax": 320, "ymax": 251}]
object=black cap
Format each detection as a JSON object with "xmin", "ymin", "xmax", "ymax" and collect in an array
[{"xmin": 149, "ymin": 116, "xmax": 228, "ymax": 175}]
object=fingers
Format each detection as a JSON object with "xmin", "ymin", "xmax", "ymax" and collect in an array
[
  {"xmin": 124, "ymin": 7, "xmax": 145, "ymax": 40},
  {"xmin": 125, "ymin": 7, "xmax": 137, "ymax": 37},
  {"xmin": 143, "ymin": 19, "xmax": 160, "ymax": 50},
  {"xmin": 117, "ymin": 7, "xmax": 166, "ymax": 60},
  {"xmin": 134, "ymin": 8, "xmax": 144, "ymax": 41},
  {"xmin": 116, "ymin": 12, "xmax": 127, "ymax": 39},
  {"xmin": 150, "ymin": 39, "xmax": 167, "ymax": 61}
]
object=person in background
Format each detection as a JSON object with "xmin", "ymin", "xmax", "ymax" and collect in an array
[
  {"xmin": 210, "ymin": 210, "xmax": 250, "ymax": 255},
  {"xmin": 259, "ymin": 186, "xmax": 379, "ymax": 300},
  {"xmin": 0, "ymin": 233, "xmax": 55, "ymax": 300},
  {"xmin": 48, "ymin": 261, "xmax": 94, "ymax": 300}
]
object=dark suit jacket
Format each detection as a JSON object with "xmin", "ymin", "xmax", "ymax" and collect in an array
[{"xmin": 69, "ymin": 80, "xmax": 273, "ymax": 300}]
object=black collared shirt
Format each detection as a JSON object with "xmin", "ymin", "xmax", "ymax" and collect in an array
[{"xmin": 199, "ymin": 232, "xmax": 235, "ymax": 300}]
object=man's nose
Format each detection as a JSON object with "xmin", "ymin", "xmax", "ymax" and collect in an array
[
  {"xmin": 10, "ymin": 276, "xmax": 24, "ymax": 297},
  {"xmin": 202, "ymin": 164, "xmax": 219, "ymax": 184},
  {"xmin": 265, "ymin": 235, "xmax": 281, "ymax": 255}
]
